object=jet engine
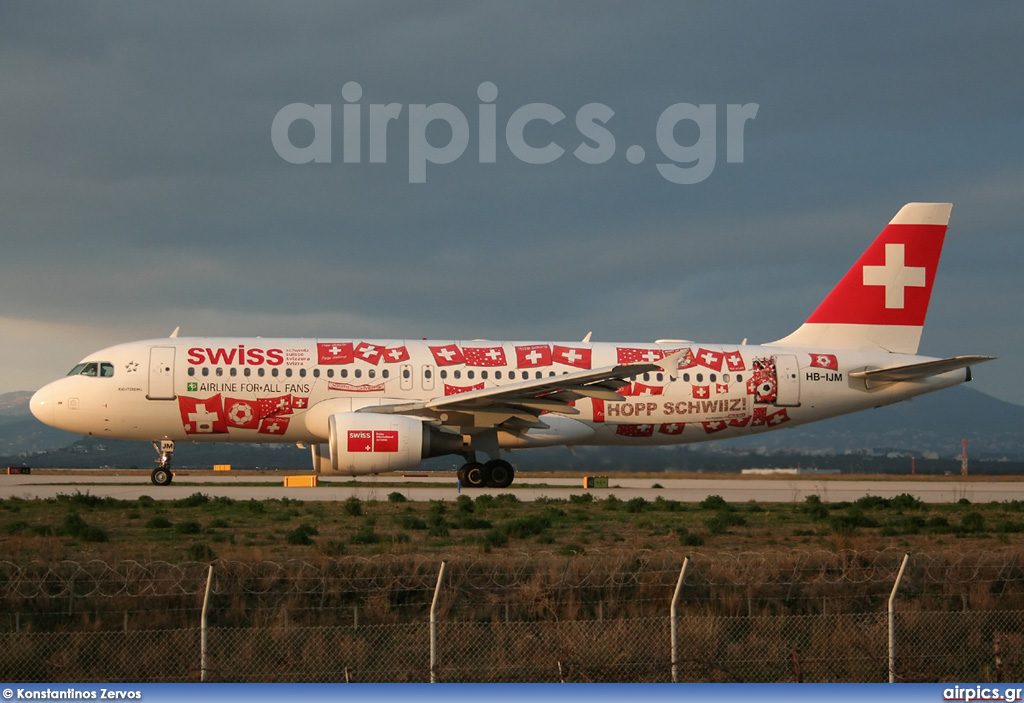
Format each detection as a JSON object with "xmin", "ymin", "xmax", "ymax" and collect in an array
[{"xmin": 310, "ymin": 412, "xmax": 463, "ymax": 476}]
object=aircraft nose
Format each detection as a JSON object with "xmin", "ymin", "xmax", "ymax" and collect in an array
[{"xmin": 30, "ymin": 385, "xmax": 56, "ymax": 428}]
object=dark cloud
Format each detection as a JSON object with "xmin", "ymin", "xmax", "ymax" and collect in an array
[{"xmin": 1, "ymin": 2, "xmax": 1020, "ymax": 402}]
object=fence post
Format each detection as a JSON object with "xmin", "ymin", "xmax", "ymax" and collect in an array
[
  {"xmin": 430, "ymin": 560, "xmax": 447, "ymax": 683},
  {"xmin": 671, "ymin": 557, "xmax": 690, "ymax": 683},
  {"xmin": 888, "ymin": 553, "xmax": 909, "ymax": 683},
  {"xmin": 200, "ymin": 564, "xmax": 214, "ymax": 682}
]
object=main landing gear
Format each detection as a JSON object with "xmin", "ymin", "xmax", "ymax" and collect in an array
[
  {"xmin": 457, "ymin": 459, "xmax": 515, "ymax": 489},
  {"xmin": 151, "ymin": 440, "xmax": 175, "ymax": 486}
]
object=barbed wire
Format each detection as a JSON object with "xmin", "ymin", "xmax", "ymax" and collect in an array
[{"xmin": 1, "ymin": 548, "xmax": 1022, "ymax": 601}]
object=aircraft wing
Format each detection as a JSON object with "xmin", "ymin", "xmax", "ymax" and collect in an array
[
  {"xmin": 364, "ymin": 352, "xmax": 686, "ymax": 430},
  {"xmin": 849, "ymin": 355, "xmax": 995, "ymax": 386}
]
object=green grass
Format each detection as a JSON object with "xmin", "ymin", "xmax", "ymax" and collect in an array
[{"xmin": 2, "ymin": 491, "xmax": 1024, "ymax": 563}]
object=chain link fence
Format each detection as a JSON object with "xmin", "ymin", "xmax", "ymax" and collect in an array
[{"xmin": 1, "ymin": 550, "xmax": 1023, "ymax": 682}]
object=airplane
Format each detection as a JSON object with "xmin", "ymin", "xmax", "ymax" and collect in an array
[{"xmin": 30, "ymin": 202, "xmax": 993, "ymax": 487}]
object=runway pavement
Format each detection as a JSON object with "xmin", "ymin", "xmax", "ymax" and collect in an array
[{"xmin": 2, "ymin": 470, "xmax": 1021, "ymax": 504}]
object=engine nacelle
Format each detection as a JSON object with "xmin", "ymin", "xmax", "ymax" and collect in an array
[{"xmin": 310, "ymin": 412, "xmax": 463, "ymax": 476}]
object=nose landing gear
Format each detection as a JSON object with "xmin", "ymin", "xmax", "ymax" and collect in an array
[{"xmin": 151, "ymin": 440, "xmax": 175, "ymax": 486}]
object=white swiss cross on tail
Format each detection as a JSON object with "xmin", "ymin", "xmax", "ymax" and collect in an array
[
  {"xmin": 862, "ymin": 243, "xmax": 926, "ymax": 309},
  {"xmin": 768, "ymin": 203, "xmax": 951, "ymax": 355}
]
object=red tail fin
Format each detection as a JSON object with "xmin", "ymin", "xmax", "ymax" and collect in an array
[{"xmin": 769, "ymin": 203, "xmax": 951, "ymax": 354}]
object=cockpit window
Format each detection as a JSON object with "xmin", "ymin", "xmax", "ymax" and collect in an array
[{"xmin": 67, "ymin": 362, "xmax": 114, "ymax": 378}]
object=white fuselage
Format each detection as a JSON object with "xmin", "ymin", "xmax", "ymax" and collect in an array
[{"xmin": 30, "ymin": 336, "xmax": 966, "ymax": 450}]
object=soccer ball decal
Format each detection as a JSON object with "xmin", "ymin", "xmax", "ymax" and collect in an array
[{"xmin": 228, "ymin": 404, "xmax": 254, "ymax": 426}]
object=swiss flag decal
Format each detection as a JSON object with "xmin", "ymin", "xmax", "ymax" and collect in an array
[
  {"xmin": 178, "ymin": 395, "xmax": 228, "ymax": 435},
  {"xmin": 553, "ymin": 345, "xmax": 592, "ymax": 369},
  {"xmin": 463, "ymin": 345, "xmax": 507, "ymax": 367},
  {"xmin": 429, "ymin": 344, "xmax": 465, "ymax": 366},
  {"xmin": 383, "ymin": 346, "xmax": 410, "ymax": 363},
  {"xmin": 516, "ymin": 344, "xmax": 552, "ymax": 367},
  {"xmin": 805, "ymin": 216, "xmax": 947, "ymax": 327},
  {"xmin": 317, "ymin": 342, "xmax": 353, "ymax": 365}
]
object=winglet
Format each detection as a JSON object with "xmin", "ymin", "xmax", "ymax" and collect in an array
[{"xmin": 170, "ymin": 327, "xmax": 180, "ymax": 338}]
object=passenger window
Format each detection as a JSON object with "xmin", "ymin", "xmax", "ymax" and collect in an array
[
  {"xmin": 244, "ymin": 368, "xmax": 251, "ymax": 377},
  {"xmin": 258, "ymin": 368, "xmax": 265, "ymax": 377},
  {"xmin": 285, "ymin": 368, "xmax": 293, "ymax": 378},
  {"xmin": 230, "ymin": 368, "xmax": 237, "ymax": 377},
  {"xmin": 313, "ymin": 369, "xmax": 320, "ymax": 378},
  {"xmin": 402, "ymin": 368, "xmax": 411, "ymax": 379},
  {"xmin": 382, "ymin": 369, "xmax": 389, "ymax": 379},
  {"xmin": 354, "ymin": 369, "xmax": 361, "ymax": 379},
  {"xmin": 326, "ymin": 369, "xmax": 334, "ymax": 378},
  {"xmin": 696, "ymin": 373, "xmax": 703, "ymax": 382},
  {"xmin": 188, "ymin": 367, "xmax": 196, "ymax": 377},
  {"xmin": 202, "ymin": 368, "xmax": 210, "ymax": 377},
  {"xmin": 710, "ymin": 374, "xmax": 716, "ymax": 382},
  {"xmin": 495, "ymin": 370, "xmax": 502, "ymax": 380},
  {"xmin": 368, "ymin": 369, "xmax": 375, "ymax": 379},
  {"xmin": 736, "ymin": 373, "xmax": 743, "ymax": 382},
  {"xmin": 467, "ymin": 370, "xmax": 475, "ymax": 380},
  {"xmin": 683, "ymin": 373, "xmax": 690, "ymax": 382},
  {"xmin": 216, "ymin": 367, "xmax": 223, "ymax": 377}
]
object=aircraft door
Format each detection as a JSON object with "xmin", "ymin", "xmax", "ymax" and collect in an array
[
  {"xmin": 399, "ymin": 363, "xmax": 413, "ymax": 391},
  {"xmin": 775, "ymin": 354, "xmax": 801, "ymax": 407},
  {"xmin": 148, "ymin": 346, "xmax": 176, "ymax": 400}
]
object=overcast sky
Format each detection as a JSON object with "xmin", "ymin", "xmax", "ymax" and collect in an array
[{"xmin": 1, "ymin": 2, "xmax": 1021, "ymax": 406}]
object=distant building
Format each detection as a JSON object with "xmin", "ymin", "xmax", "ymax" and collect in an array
[{"xmin": 741, "ymin": 468, "xmax": 841, "ymax": 475}]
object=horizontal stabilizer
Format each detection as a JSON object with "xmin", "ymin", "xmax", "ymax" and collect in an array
[{"xmin": 850, "ymin": 355, "xmax": 995, "ymax": 385}]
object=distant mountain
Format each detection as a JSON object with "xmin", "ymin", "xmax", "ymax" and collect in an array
[
  {"xmin": 720, "ymin": 385, "xmax": 1024, "ymax": 460},
  {"xmin": 0, "ymin": 391, "xmax": 83, "ymax": 455},
  {"xmin": 2, "ymin": 385, "xmax": 1022, "ymax": 471}
]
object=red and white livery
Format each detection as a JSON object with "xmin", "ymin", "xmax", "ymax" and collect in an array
[{"xmin": 30, "ymin": 203, "xmax": 993, "ymax": 487}]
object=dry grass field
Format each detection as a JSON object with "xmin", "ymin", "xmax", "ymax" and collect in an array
[{"xmin": 1, "ymin": 484, "xmax": 1022, "ymax": 564}]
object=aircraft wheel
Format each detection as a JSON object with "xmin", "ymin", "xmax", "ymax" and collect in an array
[
  {"xmin": 484, "ymin": 459, "xmax": 514, "ymax": 488},
  {"xmin": 151, "ymin": 468, "xmax": 173, "ymax": 486},
  {"xmin": 462, "ymin": 462, "xmax": 486, "ymax": 488}
]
